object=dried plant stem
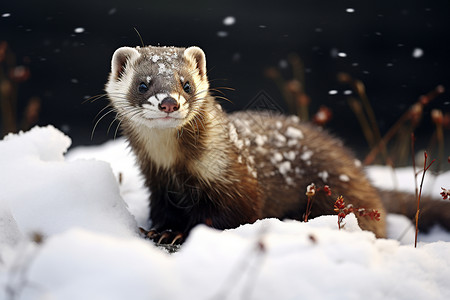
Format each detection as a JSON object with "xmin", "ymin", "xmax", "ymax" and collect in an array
[
  {"xmin": 364, "ymin": 112, "xmax": 411, "ymax": 165},
  {"xmin": 338, "ymin": 73, "xmax": 389, "ymax": 164},
  {"xmin": 304, "ymin": 196, "xmax": 313, "ymax": 222},
  {"xmin": 353, "ymin": 80, "xmax": 383, "ymax": 146},
  {"xmin": 269, "ymin": 69, "xmax": 296, "ymax": 114},
  {"xmin": 411, "ymin": 133, "xmax": 418, "ymax": 200},
  {"xmin": 364, "ymin": 85, "xmax": 443, "ymax": 165},
  {"xmin": 347, "ymin": 98, "xmax": 376, "ymax": 148},
  {"xmin": 288, "ymin": 54, "xmax": 309, "ymax": 121},
  {"xmin": 435, "ymin": 118, "xmax": 445, "ymax": 172},
  {"xmin": 414, "ymin": 152, "xmax": 435, "ymax": 248}
]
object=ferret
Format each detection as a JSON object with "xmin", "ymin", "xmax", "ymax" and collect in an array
[{"xmin": 105, "ymin": 45, "xmax": 450, "ymax": 244}]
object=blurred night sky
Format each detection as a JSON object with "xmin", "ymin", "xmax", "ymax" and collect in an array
[{"xmin": 1, "ymin": 0, "xmax": 449, "ymax": 163}]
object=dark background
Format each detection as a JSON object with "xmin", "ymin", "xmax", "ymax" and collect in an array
[{"xmin": 1, "ymin": 0, "xmax": 449, "ymax": 165}]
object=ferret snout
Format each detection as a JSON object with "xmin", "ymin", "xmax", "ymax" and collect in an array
[{"xmin": 158, "ymin": 97, "xmax": 180, "ymax": 113}]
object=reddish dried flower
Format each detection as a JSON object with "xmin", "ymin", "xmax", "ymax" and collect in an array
[
  {"xmin": 431, "ymin": 109, "xmax": 443, "ymax": 125},
  {"xmin": 441, "ymin": 187, "xmax": 450, "ymax": 200},
  {"xmin": 286, "ymin": 79, "xmax": 302, "ymax": 94},
  {"xmin": 9, "ymin": 65, "xmax": 31, "ymax": 82},
  {"xmin": 409, "ymin": 103, "xmax": 423, "ymax": 124},
  {"xmin": 304, "ymin": 184, "xmax": 331, "ymax": 222},
  {"xmin": 334, "ymin": 196, "xmax": 380, "ymax": 230},
  {"xmin": 345, "ymin": 204, "xmax": 354, "ymax": 214},
  {"xmin": 334, "ymin": 196, "xmax": 345, "ymax": 211},
  {"xmin": 313, "ymin": 106, "xmax": 333, "ymax": 126},
  {"xmin": 371, "ymin": 210, "xmax": 381, "ymax": 221},
  {"xmin": 419, "ymin": 95, "xmax": 430, "ymax": 106},
  {"xmin": 306, "ymin": 183, "xmax": 316, "ymax": 197},
  {"xmin": 323, "ymin": 185, "xmax": 332, "ymax": 196},
  {"xmin": 334, "ymin": 196, "xmax": 348, "ymax": 230},
  {"xmin": 357, "ymin": 208, "xmax": 381, "ymax": 221}
]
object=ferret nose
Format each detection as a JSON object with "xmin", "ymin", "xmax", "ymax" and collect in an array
[{"xmin": 158, "ymin": 97, "xmax": 180, "ymax": 113}]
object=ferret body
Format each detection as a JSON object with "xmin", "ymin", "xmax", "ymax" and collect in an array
[{"xmin": 105, "ymin": 45, "xmax": 447, "ymax": 243}]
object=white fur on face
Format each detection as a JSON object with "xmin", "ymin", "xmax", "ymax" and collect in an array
[
  {"xmin": 136, "ymin": 92, "xmax": 188, "ymax": 129},
  {"xmin": 147, "ymin": 93, "xmax": 169, "ymax": 107}
]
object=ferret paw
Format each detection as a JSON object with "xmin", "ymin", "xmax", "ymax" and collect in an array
[{"xmin": 139, "ymin": 228, "xmax": 184, "ymax": 245}]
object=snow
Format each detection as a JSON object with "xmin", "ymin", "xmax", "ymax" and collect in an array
[
  {"xmin": 412, "ymin": 47, "xmax": 424, "ymax": 58},
  {"xmin": 283, "ymin": 150, "xmax": 296, "ymax": 161},
  {"xmin": 285, "ymin": 126, "xmax": 304, "ymax": 139},
  {"xmin": 0, "ymin": 126, "xmax": 137, "ymax": 238},
  {"xmin": 328, "ymin": 89, "xmax": 338, "ymax": 95},
  {"xmin": 271, "ymin": 152, "xmax": 283, "ymax": 163},
  {"xmin": 339, "ymin": 174, "xmax": 350, "ymax": 182},
  {"xmin": 300, "ymin": 149, "xmax": 313, "ymax": 161},
  {"xmin": 318, "ymin": 170, "xmax": 329, "ymax": 182},
  {"xmin": 254, "ymin": 134, "xmax": 266, "ymax": 147},
  {"xmin": 278, "ymin": 161, "xmax": 291, "ymax": 175},
  {"xmin": 1, "ymin": 126, "xmax": 450, "ymax": 299},
  {"xmin": 223, "ymin": 16, "xmax": 236, "ymax": 26},
  {"xmin": 217, "ymin": 31, "xmax": 228, "ymax": 38},
  {"xmin": 365, "ymin": 165, "xmax": 448, "ymax": 197},
  {"xmin": 74, "ymin": 27, "xmax": 85, "ymax": 34}
]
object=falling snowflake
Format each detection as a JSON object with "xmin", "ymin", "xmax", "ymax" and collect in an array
[
  {"xmin": 223, "ymin": 16, "xmax": 236, "ymax": 26},
  {"xmin": 412, "ymin": 48, "xmax": 424, "ymax": 58},
  {"xmin": 217, "ymin": 31, "xmax": 228, "ymax": 38}
]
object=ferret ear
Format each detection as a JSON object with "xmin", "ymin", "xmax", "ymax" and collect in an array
[
  {"xmin": 110, "ymin": 47, "xmax": 140, "ymax": 80},
  {"xmin": 184, "ymin": 46, "xmax": 207, "ymax": 78}
]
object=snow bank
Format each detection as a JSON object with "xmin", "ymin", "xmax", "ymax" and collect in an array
[
  {"xmin": 0, "ymin": 126, "xmax": 137, "ymax": 240},
  {"xmin": 5, "ymin": 217, "xmax": 450, "ymax": 300},
  {"xmin": 1, "ymin": 126, "xmax": 450, "ymax": 300},
  {"xmin": 66, "ymin": 138, "xmax": 149, "ymax": 228},
  {"xmin": 366, "ymin": 165, "xmax": 450, "ymax": 197}
]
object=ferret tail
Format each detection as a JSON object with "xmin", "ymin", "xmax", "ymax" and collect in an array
[{"xmin": 378, "ymin": 190, "xmax": 450, "ymax": 233}]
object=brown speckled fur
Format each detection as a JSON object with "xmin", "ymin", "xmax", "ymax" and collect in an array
[{"xmin": 228, "ymin": 111, "xmax": 386, "ymax": 237}]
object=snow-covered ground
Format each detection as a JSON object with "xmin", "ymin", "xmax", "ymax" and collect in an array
[{"xmin": 0, "ymin": 126, "xmax": 449, "ymax": 299}]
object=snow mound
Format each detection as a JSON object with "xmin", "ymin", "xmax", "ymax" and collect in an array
[
  {"xmin": 0, "ymin": 126, "xmax": 137, "ymax": 239},
  {"xmin": 4, "ymin": 217, "xmax": 449, "ymax": 300},
  {"xmin": 66, "ymin": 138, "xmax": 149, "ymax": 228}
]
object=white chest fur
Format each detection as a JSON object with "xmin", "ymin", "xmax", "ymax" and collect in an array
[{"xmin": 134, "ymin": 125, "xmax": 179, "ymax": 170}]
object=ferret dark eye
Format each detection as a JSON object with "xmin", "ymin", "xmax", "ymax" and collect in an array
[
  {"xmin": 183, "ymin": 81, "xmax": 191, "ymax": 94},
  {"xmin": 138, "ymin": 82, "xmax": 148, "ymax": 94}
]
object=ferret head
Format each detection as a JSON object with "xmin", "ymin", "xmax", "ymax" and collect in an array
[{"xmin": 105, "ymin": 45, "xmax": 209, "ymax": 129}]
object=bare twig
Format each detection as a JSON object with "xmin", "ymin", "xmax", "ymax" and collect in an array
[
  {"xmin": 364, "ymin": 85, "xmax": 444, "ymax": 165},
  {"xmin": 411, "ymin": 133, "xmax": 418, "ymax": 200},
  {"xmin": 414, "ymin": 152, "xmax": 435, "ymax": 248}
]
